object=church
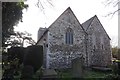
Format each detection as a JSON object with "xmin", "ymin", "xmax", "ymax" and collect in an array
[{"xmin": 36, "ymin": 7, "xmax": 112, "ymax": 69}]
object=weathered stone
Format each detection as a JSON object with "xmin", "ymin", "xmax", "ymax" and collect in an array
[
  {"xmin": 92, "ymin": 67, "xmax": 112, "ymax": 72},
  {"xmin": 42, "ymin": 69, "xmax": 57, "ymax": 78},
  {"xmin": 72, "ymin": 57, "xmax": 85, "ymax": 78}
]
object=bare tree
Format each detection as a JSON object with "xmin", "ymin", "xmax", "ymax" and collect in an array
[
  {"xmin": 36, "ymin": 0, "xmax": 54, "ymax": 13},
  {"xmin": 104, "ymin": 0, "xmax": 120, "ymax": 17}
]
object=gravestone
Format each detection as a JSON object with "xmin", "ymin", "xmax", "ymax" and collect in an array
[
  {"xmin": 71, "ymin": 56, "xmax": 84, "ymax": 78},
  {"xmin": 42, "ymin": 69, "xmax": 58, "ymax": 78}
]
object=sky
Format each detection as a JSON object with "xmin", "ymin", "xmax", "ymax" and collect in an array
[{"xmin": 14, "ymin": 0, "xmax": 118, "ymax": 47}]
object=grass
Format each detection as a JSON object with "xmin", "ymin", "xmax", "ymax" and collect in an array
[
  {"xmin": 84, "ymin": 70, "xmax": 111, "ymax": 78},
  {"xmin": 1, "ymin": 67, "xmax": 113, "ymax": 80},
  {"xmin": 0, "ymin": 68, "xmax": 2, "ymax": 79},
  {"xmin": 56, "ymin": 68, "xmax": 112, "ymax": 79}
]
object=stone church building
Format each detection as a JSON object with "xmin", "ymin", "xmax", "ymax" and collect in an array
[{"xmin": 36, "ymin": 7, "xmax": 112, "ymax": 69}]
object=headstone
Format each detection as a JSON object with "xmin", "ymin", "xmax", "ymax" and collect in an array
[
  {"xmin": 42, "ymin": 69, "xmax": 58, "ymax": 78},
  {"xmin": 71, "ymin": 56, "xmax": 84, "ymax": 78}
]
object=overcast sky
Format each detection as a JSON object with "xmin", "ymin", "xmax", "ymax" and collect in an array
[{"xmin": 14, "ymin": 0, "xmax": 118, "ymax": 47}]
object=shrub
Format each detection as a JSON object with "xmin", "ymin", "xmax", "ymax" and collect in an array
[
  {"xmin": 23, "ymin": 45, "xmax": 43, "ymax": 73},
  {"xmin": 21, "ymin": 65, "xmax": 34, "ymax": 80},
  {"xmin": 105, "ymin": 74, "xmax": 120, "ymax": 80},
  {"xmin": 8, "ymin": 47, "xmax": 26, "ymax": 64},
  {"xmin": 117, "ymin": 62, "xmax": 120, "ymax": 75}
]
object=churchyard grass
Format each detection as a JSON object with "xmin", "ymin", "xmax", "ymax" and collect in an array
[
  {"xmin": 8, "ymin": 68, "xmax": 113, "ymax": 79},
  {"xmin": 84, "ymin": 70, "xmax": 111, "ymax": 78},
  {"xmin": 56, "ymin": 68, "xmax": 112, "ymax": 79}
]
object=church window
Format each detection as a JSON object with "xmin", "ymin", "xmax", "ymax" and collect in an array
[{"xmin": 65, "ymin": 28, "xmax": 73, "ymax": 44}]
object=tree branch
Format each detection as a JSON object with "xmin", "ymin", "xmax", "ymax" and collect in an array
[
  {"xmin": 105, "ymin": 9, "xmax": 120, "ymax": 17},
  {"xmin": 36, "ymin": 0, "xmax": 54, "ymax": 14},
  {"xmin": 104, "ymin": 0, "xmax": 120, "ymax": 17}
]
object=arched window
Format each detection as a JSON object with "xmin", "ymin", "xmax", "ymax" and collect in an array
[
  {"xmin": 93, "ymin": 45, "xmax": 96, "ymax": 51},
  {"xmin": 65, "ymin": 28, "xmax": 73, "ymax": 44},
  {"xmin": 102, "ymin": 44, "xmax": 104, "ymax": 50}
]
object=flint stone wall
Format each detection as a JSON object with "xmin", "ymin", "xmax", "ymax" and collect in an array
[
  {"xmin": 37, "ymin": 8, "xmax": 112, "ymax": 69},
  {"xmin": 86, "ymin": 16, "xmax": 112, "ymax": 67},
  {"xmin": 48, "ymin": 8, "xmax": 86, "ymax": 69}
]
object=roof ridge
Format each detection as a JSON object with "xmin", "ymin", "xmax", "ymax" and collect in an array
[
  {"xmin": 82, "ymin": 15, "xmax": 96, "ymax": 31},
  {"xmin": 86, "ymin": 15, "xmax": 96, "ymax": 31},
  {"xmin": 36, "ymin": 7, "xmax": 73, "ymax": 44},
  {"xmin": 95, "ymin": 16, "xmax": 111, "ymax": 40}
]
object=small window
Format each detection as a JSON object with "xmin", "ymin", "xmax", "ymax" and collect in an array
[
  {"xmin": 102, "ymin": 44, "xmax": 104, "ymax": 50},
  {"xmin": 65, "ymin": 28, "xmax": 73, "ymax": 44},
  {"xmin": 93, "ymin": 45, "xmax": 96, "ymax": 51}
]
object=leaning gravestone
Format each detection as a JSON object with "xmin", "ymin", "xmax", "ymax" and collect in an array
[{"xmin": 71, "ymin": 56, "xmax": 84, "ymax": 78}]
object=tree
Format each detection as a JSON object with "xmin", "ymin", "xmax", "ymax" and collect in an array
[
  {"xmin": 7, "ymin": 47, "xmax": 25, "ymax": 64},
  {"xmin": 2, "ymin": 2, "xmax": 29, "ymax": 79},
  {"xmin": 112, "ymin": 46, "xmax": 118, "ymax": 58},
  {"xmin": 2, "ymin": 2, "xmax": 28, "ymax": 48},
  {"xmin": 36, "ymin": 0, "xmax": 54, "ymax": 13},
  {"xmin": 5, "ymin": 31, "xmax": 36, "ymax": 47},
  {"xmin": 104, "ymin": 0, "xmax": 120, "ymax": 17},
  {"xmin": 2, "ymin": 31, "xmax": 36, "ymax": 69},
  {"xmin": 2, "ymin": 1, "xmax": 53, "ymax": 48},
  {"xmin": 118, "ymin": 48, "xmax": 120, "ymax": 58}
]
